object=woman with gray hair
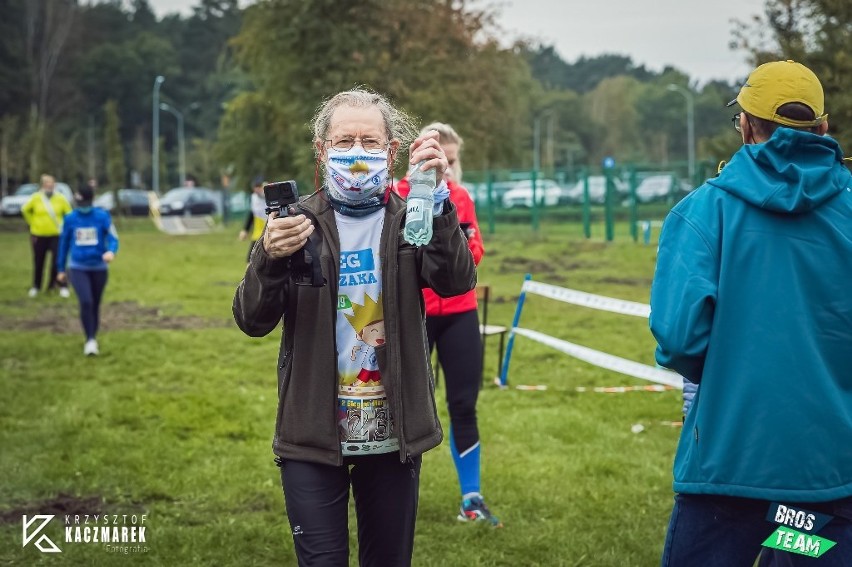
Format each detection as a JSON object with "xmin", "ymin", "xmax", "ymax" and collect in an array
[
  {"xmin": 395, "ymin": 122, "xmax": 499, "ymax": 527},
  {"xmin": 233, "ymin": 88, "xmax": 476, "ymax": 566}
]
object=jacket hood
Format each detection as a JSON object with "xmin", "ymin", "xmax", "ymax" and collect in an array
[{"xmin": 708, "ymin": 128, "xmax": 851, "ymax": 213}]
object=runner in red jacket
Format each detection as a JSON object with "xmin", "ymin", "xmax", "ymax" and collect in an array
[
  {"xmin": 395, "ymin": 122, "xmax": 501, "ymax": 527},
  {"xmin": 396, "ymin": 178, "xmax": 483, "ymax": 313}
]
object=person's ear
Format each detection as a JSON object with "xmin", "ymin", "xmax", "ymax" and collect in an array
[
  {"xmin": 388, "ymin": 139, "xmax": 400, "ymax": 160},
  {"xmin": 817, "ymin": 121, "xmax": 829, "ymax": 136},
  {"xmin": 740, "ymin": 113, "xmax": 750, "ymax": 144},
  {"xmin": 315, "ymin": 139, "xmax": 327, "ymax": 161}
]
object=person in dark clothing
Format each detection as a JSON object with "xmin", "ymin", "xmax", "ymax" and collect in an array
[
  {"xmin": 57, "ymin": 184, "xmax": 119, "ymax": 356},
  {"xmin": 238, "ymin": 176, "xmax": 266, "ymax": 262},
  {"xmin": 395, "ymin": 122, "xmax": 500, "ymax": 527},
  {"xmin": 233, "ymin": 88, "xmax": 476, "ymax": 566}
]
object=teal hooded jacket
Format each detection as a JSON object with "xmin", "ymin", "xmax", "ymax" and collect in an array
[{"xmin": 650, "ymin": 127, "xmax": 852, "ymax": 502}]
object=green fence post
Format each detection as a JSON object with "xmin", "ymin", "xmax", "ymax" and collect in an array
[
  {"xmin": 486, "ymin": 170, "xmax": 495, "ymax": 235},
  {"xmin": 531, "ymin": 169, "xmax": 540, "ymax": 233},
  {"xmin": 582, "ymin": 169, "xmax": 591, "ymax": 239},
  {"xmin": 629, "ymin": 166, "xmax": 638, "ymax": 242},
  {"xmin": 669, "ymin": 171, "xmax": 678, "ymax": 207},
  {"xmin": 604, "ymin": 167, "xmax": 614, "ymax": 242}
]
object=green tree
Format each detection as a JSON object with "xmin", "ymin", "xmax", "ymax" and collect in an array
[
  {"xmin": 104, "ymin": 100, "xmax": 127, "ymax": 204},
  {"xmin": 217, "ymin": 0, "xmax": 536, "ymax": 189},
  {"xmin": 522, "ymin": 46, "xmax": 654, "ymax": 94},
  {"xmin": 158, "ymin": 136, "xmax": 168, "ymax": 191},
  {"xmin": 0, "ymin": 0, "xmax": 30, "ymax": 118},
  {"xmin": 584, "ymin": 76, "xmax": 644, "ymax": 164},
  {"xmin": 732, "ymin": 0, "xmax": 852, "ymax": 149},
  {"xmin": 0, "ymin": 115, "xmax": 21, "ymax": 196}
]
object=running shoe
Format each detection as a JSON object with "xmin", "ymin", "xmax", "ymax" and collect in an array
[
  {"xmin": 83, "ymin": 339, "xmax": 99, "ymax": 356},
  {"xmin": 457, "ymin": 495, "xmax": 502, "ymax": 527},
  {"xmin": 28, "ymin": 288, "xmax": 38, "ymax": 298},
  {"xmin": 59, "ymin": 287, "xmax": 70, "ymax": 298}
]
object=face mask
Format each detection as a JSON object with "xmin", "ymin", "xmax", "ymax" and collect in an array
[{"xmin": 325, "ymin": 148, "xmax": 389, "ymax": 203}]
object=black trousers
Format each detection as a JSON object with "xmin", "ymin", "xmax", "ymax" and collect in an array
[
  {"xmin": 31, "ymin": 235, "xmax": 66, "ymax": 290},
  {"xmin": 68, "ymin": 269, "xmax": 108, "ymax": 340},
  {"xmin": 426, "ymin": 309, "xmax": 482, "ymax": 452},
  {"xmin": 277, "ymin": 452, "xmax": 421, "ymax": 567}
]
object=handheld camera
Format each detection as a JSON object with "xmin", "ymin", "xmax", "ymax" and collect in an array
[
  {"xmin": 262, "ymin": 180, "xmax": 325, "ymax": 288},
  {"xmin": 264, "ymin": 180, "xmax": 299, "ymax": 217}
]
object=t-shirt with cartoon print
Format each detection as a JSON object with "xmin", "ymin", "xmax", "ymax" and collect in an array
[{"xmin": 334, "ymin": 209, "xmax": 399, "ymax": 456}]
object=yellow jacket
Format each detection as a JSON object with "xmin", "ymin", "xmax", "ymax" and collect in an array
[{"xmin": 21, "ymin": 192, "xmax": 73, "ymax": 236}]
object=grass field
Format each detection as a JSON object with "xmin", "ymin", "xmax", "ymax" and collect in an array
[{"xmin": 0, "ymin": 215, "xmax": 681, "ymax": 566}]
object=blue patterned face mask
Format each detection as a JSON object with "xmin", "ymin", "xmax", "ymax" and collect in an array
[{"xmin": 325, "ymin": 148, "xmax": 389, "ymax": 204}]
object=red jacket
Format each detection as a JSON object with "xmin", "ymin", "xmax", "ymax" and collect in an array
[{"xmin": 395, "ymin": 178, "xmax": 484, "ymax": 316}]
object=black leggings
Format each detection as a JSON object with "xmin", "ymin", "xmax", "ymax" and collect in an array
[
  {"xmin": 31, "ymin": 235, "xmax": 66, "ymax": 290},
  {"xmin": 277, "ymin": 453, "xmax": 421, "ymax": 567},
  {"xmin": 68, "ymin": 269, "xmax": 108, "ymax": 340},
  {"xmin": 426, "ymin": 309, "xmax": 482, "ymax": 452}
]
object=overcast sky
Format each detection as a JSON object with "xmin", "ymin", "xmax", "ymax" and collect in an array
[{"xmin": 146, "ymin": 0, "xmax": 768, "ymax": 84}]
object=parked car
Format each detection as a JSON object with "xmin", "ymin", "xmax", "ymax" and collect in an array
[
  {"xmin": 157, "ymin": 187, "xmax": 221, "ymax": 216},
  {"xmin": 1, "ymin": 182, "xmax": 74, "ymax": 217},
  {"xmin": 465, "ymin": 181, "xmax": 513, "ymax": 206},
  {"xmin": 501, "ymin": 179, "xmax": 565, "ymax": 208},
  {"xmin": 632, "ymin": 174, "xmax": 693, "ymax": 203},
  {"xmin": 562, "ymin": 176, "xmax": 628, "ymax": 205},
  {"xmin": 93, "ymin": 189, "xmax": 151, "ymax": 216}
]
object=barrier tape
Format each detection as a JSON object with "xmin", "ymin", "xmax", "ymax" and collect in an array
[
  {"xmin": 575, "ymin": 385, "xmax": 675, "ymax": 393},
  {"xmin": 512, "ymin": 327, "xmax": 683, "ymax": 389},
  {"xmin": 522, "ymin": 280, "xmax": 651, "ymax": 318}
]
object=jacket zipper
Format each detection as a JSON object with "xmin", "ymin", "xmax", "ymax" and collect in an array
[
  {"xmin": 389, "ymin": 210, "xmax": 410, "ymax": 462},
  {"xmin": 310, "ymin": 205, "xmax": 345, "ymax": 466}
]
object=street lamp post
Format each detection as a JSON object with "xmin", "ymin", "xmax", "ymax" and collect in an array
[
  {"xmin": 160, "ymin": 102, "xmax": 185, "ymax": 186},
  {"xmin": 151, "ymin": 75, "xmax": 165, "ymax": 193},
  {"xmin": 533, "ymin": 109, "xmax": 556, "ymax": 174},
  {"xmin": 667, "ymin": 84, "xmax": 695, "ymax": 183}
]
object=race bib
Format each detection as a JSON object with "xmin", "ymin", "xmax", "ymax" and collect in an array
[
  {"xmin": 338, "ymin": 385, "xmax": 399, "ymax": 456},
  {"xmin": 74, "ymin": 227, "xmax": 98, "ymax": 246}
]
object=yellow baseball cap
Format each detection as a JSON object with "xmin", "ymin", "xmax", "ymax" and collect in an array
[{"xmin": 726, "ymin": 60, "xmax": 827, "ymax": 128}]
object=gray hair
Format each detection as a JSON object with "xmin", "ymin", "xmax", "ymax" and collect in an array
[{"xmin": 312, "ymin": 88, "xmax": 418, "ymax": 157}]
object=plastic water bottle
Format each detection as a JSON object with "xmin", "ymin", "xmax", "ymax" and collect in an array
[{"xmin": 403, "ymin": 161, "xmax": 435, "ymax": 246}]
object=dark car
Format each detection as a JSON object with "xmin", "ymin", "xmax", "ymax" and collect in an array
[
  {"xmin": 93, "ymin": 189, "xmax": 151, "ymax": 216},
  {"xmin": 157, "ymin": 187, "xmax": 220, "ymax": 216}
]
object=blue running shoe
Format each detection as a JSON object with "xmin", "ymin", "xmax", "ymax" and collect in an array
[{"xmin": 457, "ymin": 495, "xmax": 502, "ymax": 527}]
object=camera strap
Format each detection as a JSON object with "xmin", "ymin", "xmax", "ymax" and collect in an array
[{"xmin": 302, "ymin": 236, "xmax": 325, "ymax": 287}]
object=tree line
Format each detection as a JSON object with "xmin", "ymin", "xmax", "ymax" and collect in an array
[{"xmin": 0, "ymin": 0, "xmax": 848, "ymax": 198}]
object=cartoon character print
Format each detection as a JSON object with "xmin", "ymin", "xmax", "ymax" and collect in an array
[
  {"xmin": 348, "ymin": 159, "xmax": 370, "ymax": 190},
  {"xmin": 344, "ymin": 293, "xmax": 384, "ymax": 385}
]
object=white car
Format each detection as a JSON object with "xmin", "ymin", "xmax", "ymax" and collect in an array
[
  {"xmin": 562, "ymin": 176, "xmax": 628, "ymax": 205},
  {"xmin": 501, "ymin": 180, "xmax": 565, "ymax": 208},
  {"xmin": 1, "ymin": 182, "xmax": 74, "ymax": 217},
  {"xmin": 632, "ymin": 174, "xmax": 693, "ymax": 203}
]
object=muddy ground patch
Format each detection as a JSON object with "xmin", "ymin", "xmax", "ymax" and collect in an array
[{"xmin": 0, "ymin": 300, "xmax": 226, "ymax": 333}]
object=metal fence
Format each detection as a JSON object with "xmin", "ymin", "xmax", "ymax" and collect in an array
[{"xmin": 463, "ymin": 160, "xmax": 718, "ymax": 241}]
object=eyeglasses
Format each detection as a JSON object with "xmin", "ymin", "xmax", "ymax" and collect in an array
[
  {"xmin": 325, "ymin": 137, "xmax": 388, "ymax": 154},
  {"xmin": 732, "ymin": 113, "xmax": 742, "ymax": 133}
]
